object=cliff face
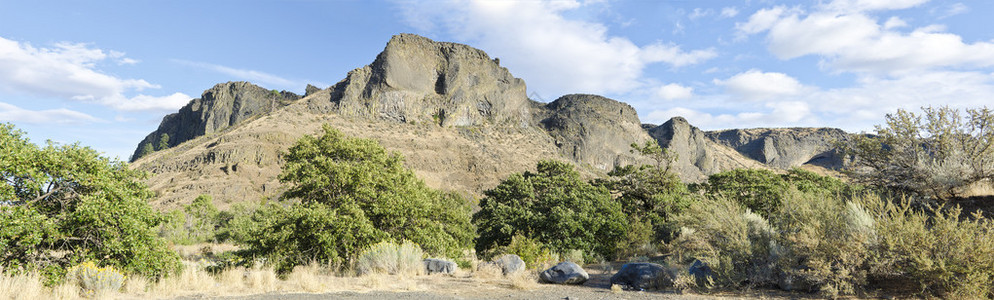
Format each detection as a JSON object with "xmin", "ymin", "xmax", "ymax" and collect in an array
[
  {"xmin": 130, "ymin": 34, "xmax": 849, "ymax": 209},
  {"xmin": 705, "ymin": 128, "xmax": 849, "ymax": 169},
  {"xmin": 130, "ymin": 82, "xmax": 300, "ymax": 161}
]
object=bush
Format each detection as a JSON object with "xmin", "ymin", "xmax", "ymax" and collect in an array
[
  {"xmin": 159, "ymin": 195, "xmax": 223, "ymax": 245},
  {"xmin": 695, "ymin": 169, "xmax": 789, "ymax": 218},
  {"xmin": 473, "ymin": 160, "xmax": 628, "ymax": 260},
  {"xmin": 68, "ymin": 261, "xmax": 126, "ymax": 294},
  {"xmin": 840, "ymin": 106, "xmax": 994, "ymax": 200},
  {"xmin": 356, "ymin": 241, "xmax": 424, "ymax": 276},
  {"xmin": 0, "ymin": 123, "xmax": 180, "ymax": 281},
  {"xmin": 235, "ymin": 125, "xmax": 474, "ymax": 273}
]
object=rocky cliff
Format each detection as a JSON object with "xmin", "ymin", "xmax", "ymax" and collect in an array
[
  {"xmin": 705, "ymin": 128, "xmax": 848, "ymax": 169},
  {"xmin": 130, "ymin": 82, "xmax": 300, "ymax": 161},
  {"xmin": 130, "ymin": 34, "xmax": 848, "ymax": 209}
]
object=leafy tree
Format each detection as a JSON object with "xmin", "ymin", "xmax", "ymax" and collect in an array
[
  {"xmin": 138, "ymin": 142, "xmax": 154, "ymax": 158},
  {"xmin": 236, "ymin": 125, "xmax": 474, "ymax": 272},
  {"xmin": 840, "ymin": 106, "xmax": 994, "ymax": 200},
  {"xmin": 473, "ymin": 160, "xmax": 628, "ymax": 260},
  {"xmin": 0, "ymin": 123, "xmax": 180, "ymax": 281},
  {"xmin": 157, "ymin": 133, "xmax": 170, "ymax": 150},
  {"xmin": 697, "ymin": 169, "xmax": 790, "ymax": 218},
  {"xmin": 596, "ymin": 141, "xmax": 694, "ymax": 244}
]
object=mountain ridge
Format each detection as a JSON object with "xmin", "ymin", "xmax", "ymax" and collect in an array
[{"xmin": 130, "ymin": 34, "xmax": 850, "ymax": 209}]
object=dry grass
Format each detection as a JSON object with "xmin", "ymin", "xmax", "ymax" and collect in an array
[
  {"xmin": 610, "ymin": 283, "xmax": 623, "ymax": 293},
  {"xmin": 0, "ymin": 270, "xmax": 47, "ymax": 300},
  {"xmin": 507, "ymin": 271, "xmax": 539, "ymax": 291}
]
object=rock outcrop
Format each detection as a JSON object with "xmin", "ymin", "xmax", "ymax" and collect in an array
[
  {"xmin": 706, "ymin": 127, "xmax": 848, "ymax": 169},
  {"xmin": 537, "ymin": 94, "xmax": 652, "ymax": 170},
  {"xmin": 130, "ymin": 82, "xmax": 300, "ymax": 161},
  {"xmin": 648, "ymin": 117, "xmax": 766, "ymax": 182}
]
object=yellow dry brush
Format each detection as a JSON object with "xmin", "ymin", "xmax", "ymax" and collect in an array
[{"xmin": 67, "ymin": 261, "xmax": 126, "ymax": 294}]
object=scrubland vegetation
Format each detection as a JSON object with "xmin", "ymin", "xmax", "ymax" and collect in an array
[{"xmin": 2, "ymin": 106, "xmax": 994, "ymax": 298}]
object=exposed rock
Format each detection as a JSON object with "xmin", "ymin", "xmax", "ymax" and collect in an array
[
  {"xmin": 423, "ymin": 258, "xmax": 458, "ymax": 275},
  {"xmin": 304, "ymin": 84, "xmax": 323, "ymax": 97},
  {"xmin": 609, "ymin": 262, "xmax": 675, "ymax": 290},
  {"xmin": 688, "ymin": 259, "xmax": 714, "ymax": 287},
  {"xmin": 649, "ymin": 117, "xmax": 766, "ymax": 182},
  {"xmin": 706, "ymin": 128, "xmax": 849, "ymax": 169},
  {"xmin": 494, "ymin": 254, "xmax": 526, "ymax": 275},
  {"xmin": 311, "ymin": 33, "xmax": 532, "ymax": 127},
  {"xmin": 130, "ymin": 82, "xmax": 300, "ymax": 161},
  {"xmin": 538, "ymin": 94, "xmax": 652, "ymax": 171},
  {"xmin": 540, "ymin": 262, "xmax": 589, "ymax": 285}
]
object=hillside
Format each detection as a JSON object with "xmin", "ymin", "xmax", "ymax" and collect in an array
[{"xmin": 130, "ymin": 34, "xmax": 849, "ymax": 209}]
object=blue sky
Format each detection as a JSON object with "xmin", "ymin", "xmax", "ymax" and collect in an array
[{"xmin": 2, "ymin": 0, "xmax": 993, "ymax": 160}]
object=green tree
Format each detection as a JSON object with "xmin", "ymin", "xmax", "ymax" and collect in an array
[
  {"xmin": 236, "ymin": 125, "xmax": 474, "ymax": 272},
  {"xmin": 697, "ymin": 169, "xmax": 790, "ymax": 218},
  {"xmin": 840, "ymin": 106, "xmax": 994, "ymax": 200},
  {"xmin": 157, "ymin": 133, "xmax": 170, "ymax": 150},
  {"xmin": 473, "ymin": 160, "xmax": 628, "ymax": 260},
  {"xmin": 138, "ymin": 142, "xmax": 154, "ymax": 158},
  {"xmin": 0, "ymin": 123, "xmax": 180, "ymax": 280}
]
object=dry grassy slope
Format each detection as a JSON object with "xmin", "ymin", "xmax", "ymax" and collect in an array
[{"xmin": 131, "ymin": 88, "xmax": 571, "ymax": 210}]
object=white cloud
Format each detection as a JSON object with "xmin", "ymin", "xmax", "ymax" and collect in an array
[
  {"xmin": 656, "ymin": 83, "xmax": 694, "ymax": 100},
  {"xmin": 0, "ymin": 36, "xmax": 186, "ymax": 112},
  {"xmin": 937, "ymin": 3, "xmax": 968, "ymax": 19},
  {"xmin": 716, "ymin": 69, "xmax": 806, "ymax": 100},
  {"xmin": 173, "ymin": 59, "xmax": 301, "ymax": 90},
  {"xmin": 0, "ymin": 102, "xmax": 102, "ymax": 124},
  {"xmin": 822, "ymin": 0, "xmax": 929, "ymax": 12},
  {"xmin": 107, "ymin": 92, "xmax": 192, "ymax": 112},
  {"xmin": 720, "ymin": 7, "xmax": 739, "ymax": 18},
  {"xmin": 397, "ymin": 0, "xmax": 716, "ymax": 97},
  {"xmin": 738, "ymin": 2, "xmax": 994, "ymax": 74},
  {"xmin": 689, "ymin": 8, "xmax": 712, "ymax": 20}
]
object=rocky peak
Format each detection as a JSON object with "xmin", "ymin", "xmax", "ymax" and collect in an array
[
  {"xmin": 538, "ymin": 94, "xmax": 651, "ymax": 170},
  {"xmin": 311, "ymin": 34, "xmax": 531, "ymax": 127},
  {"xmin": 650, "ymin": 117, "xmax": 765, "ymax": 181},
  {"xmin": 705, "ymin": 127, "xmax": 849, "ymax": 169},
  {"xmin": 130, "ymin": 81, "xmax": 300, "ymax": 161}
]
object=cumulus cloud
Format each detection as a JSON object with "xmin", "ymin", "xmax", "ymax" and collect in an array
[
  {"xmin": 0, "ymin": 36, "xmax": 187, "ymax": 112},
  {"xmin": 716, "ymin": 69, "xmax": 806, "ymax": 101},
  {"xmin": 0, "ymin": 102, "xmax": 102, "ymax": 124},
  {"xmin": 720, "ymin": 7, "xmax": 739, "ymax": 18},
  {"xmin": 397, "ymin": 0, "xmax": 716, "ymax": 97},
  {"xmin": 655, "ymin": 83, "xmax": 694, "ymax": 100},
  {"xmin": 737, "ymin": 1, "xmax": 994, "ymax": 74}
]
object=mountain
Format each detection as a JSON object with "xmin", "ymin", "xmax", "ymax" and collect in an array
[{"xmin": 130, "ymin": 34, "xmax": 848, "ymax": 209}]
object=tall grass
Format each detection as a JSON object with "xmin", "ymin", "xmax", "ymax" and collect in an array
[{"xmin": 355, "ymin": 241, "xmax": 425, "ymax": 276}]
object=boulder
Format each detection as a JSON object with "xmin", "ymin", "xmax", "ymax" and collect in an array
[
  {"xmin": 494, "ymin": 254, "xmax": 526, "ymax": 275},
  {"xmin": 423, "ymin": 258, "xmax": 458, "ymax": 275},
  {"xmin": 609, "ymin": 262, "xmax": 674, "ymax": 290},
  {"xmin": 540, "ymin": 262, "xmax": 589, "ymax": 285},
  {"xmin": 688, "ymin": 259, "xmax": 714, "ymax": 287}
]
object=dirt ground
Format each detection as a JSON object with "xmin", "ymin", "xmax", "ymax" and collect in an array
[{"xmin": 171, "ymin": 270, "xmax": 816, "ymax": 300}]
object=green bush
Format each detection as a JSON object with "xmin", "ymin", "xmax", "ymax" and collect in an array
[
  {"xmin": 159, "ymin": 195, "xmax": 223, "ymax": 245},
  {"xmin": 696, "ymin": 169, "xmax": 789, "ymax": 218},
  {"xmin": 0, "ymin": 123, "xmax": 180, "ymax": 281},
  {"xmin": 235, "ymin": 125, "xmax": 475, "ymax": 273},
  {"xmin": 356, "ymin": 241, "xmax": 424, "ymax": 276},
  {"xmin": 473, "ymin": 160, "xmax": 628, "ymax": 260}
]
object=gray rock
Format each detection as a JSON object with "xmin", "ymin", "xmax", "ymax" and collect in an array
[
  {"xmin": 536, "ymin": 94, "xmax": 652, "ymax": 171},
  {"xmin": 609, "ymin": 262, "xmax": 675, "ymax": 290},
  {"xmin": 305, "ymin": 84, "xmax": 322, "ymax": 97},
  {"xmin": 540, "ymin": 262, "xmax": 589, "ymax": 285},
  {"xmin": 130, "ymin": 81, "xmax": 300, "ymax": 161},
  {"xmin": 688, "ymin": 259, "xmax": 713, "ymax": 287},
  {"xmin": 423, "ymin": 258, "xmax": 457, "ymax": 275},
  {"xmin": 706, "ymin": 127, "xmax": 849, "ymax": 170},
  {"xmin": 649, "ymin": 117, "xmax": 767, "ymax": 182},
  {"xmin": 494, "ymin": 254, "xmax": 526, "ymax": 275}
]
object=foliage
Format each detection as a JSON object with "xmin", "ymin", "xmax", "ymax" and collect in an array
[
  {"xmin": 0, "ymin": 123, "xmax": 180, "ymax": 280},
  {"xmin": 68, "ymin": 261, "xmax": 126, "ymax": 294},
  {"xmin": 492, "ymin": 235, "xmax": 560, "ymax": 270},
  {"xmin": 695, "ymin": 169, "xmax": 789, "ymax": 218},
  {"xmin": 840, "ymin": 106, "xmax": 994, "ymax": 200},
  {"xmin": 236, "ymin": 125, "xmax": 474, "ymax": 273},
  {"xmin": 473, "ymin": 160, "xmax": 628, "ymax": 260},
  {"xmin": 355, "ymin": 241, "xmax": 424, "ymax": 276},
  {"xmin": 157, "ymin": 133, "xmax": 170, "ymax": 151},
  {"xmin": 159, "ymin": 195, "xmax": 223, "ymax": 245}
]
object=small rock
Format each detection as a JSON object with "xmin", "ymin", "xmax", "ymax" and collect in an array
[
  {"xmin": 494, "ymin": 254, "xmax": 526, "ymax": 275},
  {"xmin": 688, "ymin": 259, "xmax": 714, "ymax": 287},
  {"xmin": 609, "ymin": 262, "xmax": 675, "ymax": 291},
  {"xmin": 540, "ymin": 262, "xmax": 589, "ymax": 285},
  {"xmin": 423, "ymin": 258, "xmax": 457, "ymax": 275}
]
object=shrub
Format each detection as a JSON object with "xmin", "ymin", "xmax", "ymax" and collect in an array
[
  {"xmin": 473, "ymin": 160, "xmax": 628, "ymax": 260},
  {"xmin": 696, "ymin": 169, "xmax": 789, "ymax": 218},
  {"xmin": 236, "ymin": 125, "xmax": 474, "ymax": 273},
  {"xmin": 68, "ymin": 261, "xmax": 126, "ymax": 294},
  {"xmin": 840, "ymin": 106, "xmax": 994, "ymax": 200},
  {"xmin": 356, "ymin": 241, "xmax": 424, "ymax": 276},
  {"xmin": 494, "ymin": 235, "xmax": 559, "ymax": 270},
  {"xmin": 159, "ymin": 195, "xmax": 223, "ymax": 245},
  {"xmin": 0, "ymin": 123, "xmax": 180, "ymax": 280}
]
